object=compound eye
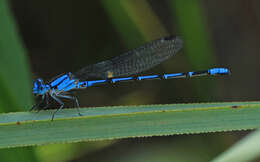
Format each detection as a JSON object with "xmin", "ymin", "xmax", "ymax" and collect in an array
[
  {"xmin": 33, "ymin": 79, "xmax": 46, "ymax": 95},
  {"xmin": 34, "ymin": 79, "xmax": 43, "ymax": 88}
]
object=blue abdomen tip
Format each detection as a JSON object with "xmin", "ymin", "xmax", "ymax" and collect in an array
[{"xmin": 208, "ymin": 68, "xmax": 230, "ymax": 75}]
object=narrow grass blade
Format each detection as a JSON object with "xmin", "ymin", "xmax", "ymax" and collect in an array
[
  {"xmin": 0, "ymin": 101, "xmax": 260, "ymax": 149},
  {"xmin": 0, "ymin": 0, "xmax": 32, "ymax": 112},
  {"xmin": 0, "ymin": 0, "xmax": 38, "ymax": 161},
  {"xmin": 211, "ymin": 129, "xmax": 260, "ymax": 162}
]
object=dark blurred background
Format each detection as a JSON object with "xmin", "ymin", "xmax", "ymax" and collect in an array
[{"xmin": 4, "ymin": 0, "xmax": 260, "ymax": 161}]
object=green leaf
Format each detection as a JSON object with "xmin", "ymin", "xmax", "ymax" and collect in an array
[
  {"xmin": 170, "ymin": 0, "xmax": 215, "ymax": 68},
  {"xmin": 0, "ymin": 0, "xmax": 33, "ymax": 112},
  {"xmin": 211, "ymin": 129, "xmax": 260, "ymax": 162},
  {"xmin": 0, "ymin": 0, "xmax": 38, "ymax": 161},
  {"xmin": 0, "ymin": 101, "xmax": 260, "ymax": 149},
  {"xmin": 120, "ymin": 1, "xmax": 168, "ymax": 40},
  {"xmin": 102, "ymin": 0, "xmax": 144, "ymax": 47}
]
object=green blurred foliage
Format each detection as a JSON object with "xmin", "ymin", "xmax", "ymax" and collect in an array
[
  {"xmin": 0, "ymin": 0, "xmax": 32, "ymax": 112},
  {"xmin": 0, "ymin": 0, "xmax": 37, "ymax": 162}
]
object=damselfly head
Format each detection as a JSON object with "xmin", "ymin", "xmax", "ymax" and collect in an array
[{"xmin": 33, "ymin": 78, "xmax": 49, "ymax": 95}]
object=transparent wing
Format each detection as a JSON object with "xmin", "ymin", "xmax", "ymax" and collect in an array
[{"xmin": 73, "ymin": 35, "xmax": 183, "ymax": 80}]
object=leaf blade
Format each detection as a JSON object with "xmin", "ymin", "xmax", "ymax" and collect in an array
[{"xmin": 0, "ymin": 101, "xmax": 259, "ymax": 149}]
